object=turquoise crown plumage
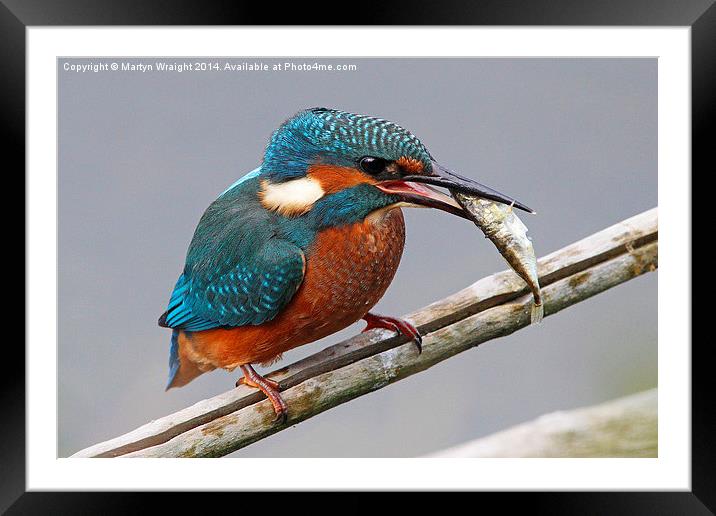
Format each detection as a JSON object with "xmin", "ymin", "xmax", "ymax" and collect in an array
[{"xmin": 262, "ymin": 107, "xmax": 433, "ymax": 180}]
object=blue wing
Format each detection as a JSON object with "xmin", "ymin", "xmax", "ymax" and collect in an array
[
  {"xmin": 159, "ymin": 170, "xmax": 306, "ymax": 331},
  {"xmin": 161, "ymin": 238, "xmax": 305, "ymax": 330}
]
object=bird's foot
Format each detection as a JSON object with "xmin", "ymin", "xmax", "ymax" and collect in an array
[
  {"xmin": 238, "ymin": 365, "xmax": 287, "ymax": 424},
  {"xmin": 236, "ymin": 375, "xmax": 280, "ymax": 391},
  {"xmin": 362, "ymin": 312, "xmax": 422, "ymax": 354}
]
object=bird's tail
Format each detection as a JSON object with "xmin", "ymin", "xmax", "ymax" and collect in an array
[{"xmin": 165, "ymin": 330, "xmax": 211, "ymax": 390}]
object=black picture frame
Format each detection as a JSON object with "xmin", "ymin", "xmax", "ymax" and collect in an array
[{"xmin": 6, "ymin": 0, "xmax": 706, "ymax": 511}]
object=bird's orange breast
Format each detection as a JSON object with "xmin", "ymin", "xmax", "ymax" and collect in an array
[{"xmin": 180, "ymin": 207, "xmax": 406, "ymax": 370}]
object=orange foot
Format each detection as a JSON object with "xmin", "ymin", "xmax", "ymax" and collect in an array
[
  {"xmin": 362, "ymin": 312, "xmax": 422, "ymax": 354},
  {"xmin": 237, "ymin": 364, "xmax": 287, "ymax": 424}
]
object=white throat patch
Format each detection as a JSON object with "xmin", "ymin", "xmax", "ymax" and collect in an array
[{"xmin": 259, "ymin": 177, "xmax": 325, "ymax": 216}]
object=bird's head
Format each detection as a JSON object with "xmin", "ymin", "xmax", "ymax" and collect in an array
[{"xmin": 258, "ymin": 107, "xmax": 532, "ymax": 225}]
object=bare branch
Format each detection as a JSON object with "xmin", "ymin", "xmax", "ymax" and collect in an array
[
  {"xmin": 428, "ymin": 389, "xmax": 657, "ymax": 458},
  {"xmin": 72, "ymin": 208, "xmax": 657, "ymax": 458}
]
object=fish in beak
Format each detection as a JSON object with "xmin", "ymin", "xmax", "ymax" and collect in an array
[{"xmin": 375, "ymin": 161, "xmax": 535, "ymax": 218}]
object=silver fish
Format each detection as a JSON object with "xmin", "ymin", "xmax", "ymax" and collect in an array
[{"xmin": 453, "ymin": 192, "xmax": 543, "ymax": 324}]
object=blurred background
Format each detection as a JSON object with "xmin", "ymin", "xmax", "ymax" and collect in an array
[{"xmin": 58, "ymin": 57, "xmax": 657, "ymax": 457}]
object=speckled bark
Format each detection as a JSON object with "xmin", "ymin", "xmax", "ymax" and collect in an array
[
  {"xmin": 428, "ymin": 389, "xmax": 657, "ymax": 458},
  {"xmin": 72, "ymin": 208, "xmax": 658, "ymax": 458}
]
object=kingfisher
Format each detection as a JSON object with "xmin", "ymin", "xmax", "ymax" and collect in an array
[{"xmin": 159, "ymin": 107, "xmax": 532, "ymax": 422}]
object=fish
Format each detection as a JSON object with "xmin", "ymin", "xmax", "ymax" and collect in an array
[{"xmin": 452, "ymin": 192, "xmax": 543, "ymax": 324}]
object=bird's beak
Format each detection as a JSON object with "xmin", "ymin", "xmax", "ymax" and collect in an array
[
  {"xmin": 375, "ymin": 179, "xmax": 469, "ymax": 218},
  {"xmin": 376, "ymin": 161, "xmax": 535, "ymax": 218}
]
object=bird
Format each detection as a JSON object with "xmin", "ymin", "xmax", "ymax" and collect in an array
[{"xmin": 159, "ymin": 107, "xmax": 532, "ymax": 423}]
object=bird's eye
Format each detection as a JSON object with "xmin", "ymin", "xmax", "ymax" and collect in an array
[{"xmin": 359, "ymin": 156, "xmax": 388, "ymax": 175}]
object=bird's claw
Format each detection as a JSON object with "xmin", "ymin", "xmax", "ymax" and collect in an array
[
  {"xmin": 362, "ymin": 312, "xmax": 423, "ymax": 354},
  {"xmin": 273, "ymin": 408, "xmax": 288, "ymax": 425},
  {"xmin": 236, "ymin": 376, "xmax": 281, "ymax": 390},
  {"xmin": 238, "ymin": 364, "xmax": 288, "ymax": 424}
]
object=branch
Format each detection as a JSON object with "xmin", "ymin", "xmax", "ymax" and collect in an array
[
  {"xmin": 72, "ymin": 208, "xmax": 658, "ymax": 458},
  {"xmin": 428, "ymin": 388, "xmax": 657, "ymax": 458}
]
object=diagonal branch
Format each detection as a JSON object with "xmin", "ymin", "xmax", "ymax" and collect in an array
[{"xmin": 72, "ymin": 208, "xmax": 658, "ymax": 458}]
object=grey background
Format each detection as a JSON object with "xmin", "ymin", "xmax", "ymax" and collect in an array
[{"xmin": 58, "ymin": 58, "xmax": 657, "ymax": 458}]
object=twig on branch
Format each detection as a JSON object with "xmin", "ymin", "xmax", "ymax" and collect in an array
[
  {"xmin": 428, "ymin": 388, "xmax": 657, "ymax": 458},
  {"xmin": 72, "ymin": 208, "xmax": 658, "ymax": 458}
]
